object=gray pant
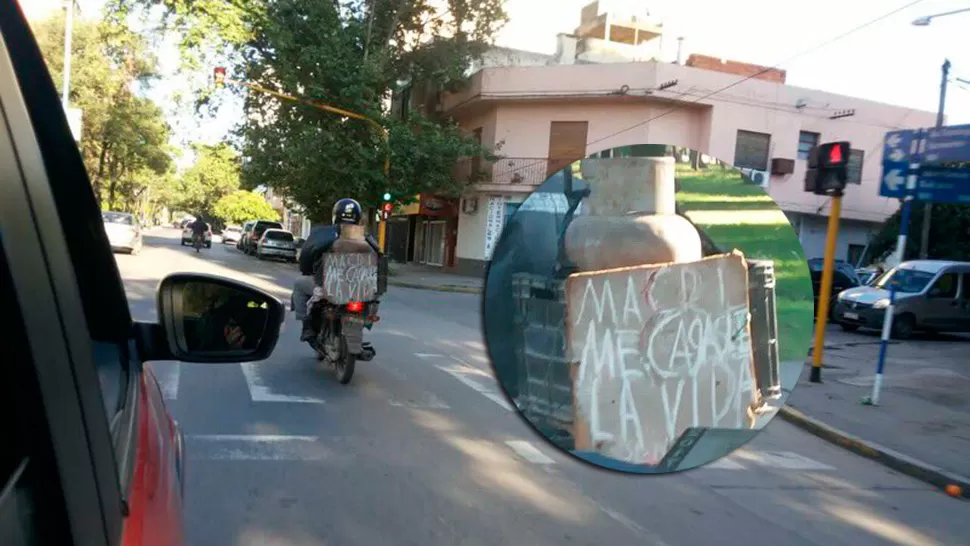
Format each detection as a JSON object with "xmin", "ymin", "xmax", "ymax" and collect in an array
[{"xmin": 292, "ymin": 275, "xmax": 316, "ymax": 321}]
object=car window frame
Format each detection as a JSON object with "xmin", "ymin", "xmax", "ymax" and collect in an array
[
  {"xmin": 928, "ymin": 271, "xmax": 959, "ymax": 299},
  {"xmin": 0, "ymin": 5, "xmax": 130, "ymax": 543}
]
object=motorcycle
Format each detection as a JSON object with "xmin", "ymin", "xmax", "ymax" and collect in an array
[
  {"xmin": 305, "ymin": 297, "xmax": 378, "ymax": 384},
  {"xmin": 192, "ymin": 233, "xmax": 204, "ymax": 253}
]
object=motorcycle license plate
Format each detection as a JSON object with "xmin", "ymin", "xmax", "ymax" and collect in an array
[{"xmin": 341, "ymin": 314, "xmax": 365, "ymax": 327}]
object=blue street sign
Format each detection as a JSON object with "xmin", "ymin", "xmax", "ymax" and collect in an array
[
  {"xmin": 914, "ymin": 167, "xmax": 970, "ymax": 204},
  {"xmin": 882, "ymin": 129, "xmax": 919, "ymax": 164},
  {"xmin": 879, "ymin": 162, "xmax": 910, "ymax": 198},
  {"xmin": 923, "ymin": 124, "xmax": 970, "ymax": 164}
]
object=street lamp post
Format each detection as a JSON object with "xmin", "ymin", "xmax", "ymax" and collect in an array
[{"xmin": 911, "ymin": 7, "xmax": 969, "ymax": 259}]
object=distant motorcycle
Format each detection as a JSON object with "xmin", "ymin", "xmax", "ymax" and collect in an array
[
  {"xmin": 192, "ymin": 233, "xmax": 204, "ymax": 253},
  {"xmin": 304, "ymin": 293, "xmax": 378, "ymax": 384}
]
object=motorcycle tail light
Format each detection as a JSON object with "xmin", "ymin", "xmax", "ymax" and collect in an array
[{"xmin": 346, "ymin": 301, "xmax": 363, "ymax": 313}]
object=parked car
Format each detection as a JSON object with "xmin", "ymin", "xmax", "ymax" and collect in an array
[
  {"xmin": 0, "ymin": 6, "xmax": 285, "ymax": 545},
  {"xmin": 221, "ymin": 225, "xmax": 243, "ymax": 245},
  {"xmin": 256, "ymin": 228, "xmax": 298, "ymax": 262},
  {"xmin": 242, "ymin": 220, "xmax": 283, "ymax": 255},
  {"xmin": 180, "ymin": 222, "xmax": 212, "ymax": 248},
  {"xmin": 237, "ymin": 220, "xmax": 256, "ymax": 251},
  {"xmin": 833, "ymin": 260, "xmax": 970, "ymax": 339},
  {"xmin": 807, "ymin": 258, "xmax": 861, "ymax": 319},
  {"xmin": 102, "ymin": 211, "xmax": 143, "ymax": 255}
]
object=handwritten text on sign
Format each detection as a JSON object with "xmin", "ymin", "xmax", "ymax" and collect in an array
[
  {"xmin": 319, "ymin": 252, "xmax": 379, "ymax": 304},
  {"xmin": 566, "ymin": 253, "xmax": 757, "ymax": 465}
]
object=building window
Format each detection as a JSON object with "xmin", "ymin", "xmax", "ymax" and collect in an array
[
  {"xmin": 847, "ymin": 149, "xmax": 864, "ymax": 184},
  {"xmin": 797, "ymin": 131, "xmax": 819, "ymax": 160},
  {"xmin": 734, "ymin": 130, "xmax": 771, "ymax": 171},
  {"xmin": 847, "ymin": 244, "xmax": 866, "ymax": 267}
]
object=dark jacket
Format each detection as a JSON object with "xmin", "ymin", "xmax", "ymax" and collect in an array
[
  {"xmin": 298, "ymin": 224, "xmax": 381, "ymax": 276},
  {"xmin": 190, "ymin": 218, "xmax": 208, "ymax": 235}
]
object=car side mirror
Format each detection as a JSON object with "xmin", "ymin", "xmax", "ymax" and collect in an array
[{"xmin": 154, "ymin": 273, "xmax": 285, "ymax": 363}]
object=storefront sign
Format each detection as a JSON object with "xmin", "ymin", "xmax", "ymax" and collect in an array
[
  {"xmin": 419, "ymin": 194, "xmax": 457, "ymax": 217},
  {"xmin": 483, "ymin": 195, "xmax": 507, "ymax": 260}
]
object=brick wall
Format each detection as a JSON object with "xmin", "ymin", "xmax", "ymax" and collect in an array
[{"xmin": 685, "ymin": 54, "xmax": 787, "ymax": 84}]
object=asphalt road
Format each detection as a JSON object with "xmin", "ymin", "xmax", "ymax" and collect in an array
[{"xmin": 115, "ymin": 227, "xmax": 970, "ymax": 546}]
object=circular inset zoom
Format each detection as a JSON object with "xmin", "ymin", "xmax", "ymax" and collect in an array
[{"xmin": 483, "ymin": 145, "xmax": 814, "ymax": 473}]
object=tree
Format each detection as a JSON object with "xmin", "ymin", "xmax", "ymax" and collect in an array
[
  {"xmin": 32, "ymin": 11, "xmax": 174, "ymax": 212},
  {"xmin": 175, "ymin": 143, "xmax": 243, "ymax": 217},
  {"xmin": 110, "ymin": 0, "xmax": 508, "ymax": 222},
  {"xmin": 213, "ymin": 190, "xmax": 280, "ymax": 225},
  {"xmin": 866, "ymin": 202, "xmax": 970, "ymax": 264}
]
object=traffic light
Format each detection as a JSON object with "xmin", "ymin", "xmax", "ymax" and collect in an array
[
  {"xmin": 804, "ymin": 141, "xmax": 850, "ymax": 196},
  {"xmin": 382, "ymin": 192, "xmax": 392, "ymax": 201},
  {"xmin": 381, "ymin": 202, "xmax": 393, "ymax": 220},
  {"xmin": 213, "ymin": 67, "xmax": 226, "ymax": 86}
]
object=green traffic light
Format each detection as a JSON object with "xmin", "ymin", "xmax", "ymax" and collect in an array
[{"xmin": 383, "ymin": 192, "xmax": 391, "ymax": 201}]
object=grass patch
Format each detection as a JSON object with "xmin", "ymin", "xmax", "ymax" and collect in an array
[
  {"xmin": 676, "ymin": 167, "xmax": 777, "ymax": 211},
  {"xmin": 677, "ymin": 168, "xmax": 814, "ymax": 362}
]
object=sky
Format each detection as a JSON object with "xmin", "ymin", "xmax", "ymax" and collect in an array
[{"xmin": 21, "ymin": 0, "xmax": 970, "ymax": 154}]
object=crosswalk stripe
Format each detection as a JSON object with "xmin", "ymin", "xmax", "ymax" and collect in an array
[
  {"xmin": 506, "ymin": 441, "xmax": 555, "ymax": 464},
  {"xmin": 240, "ymin": 362, "xmax": 326, "ymax": 404},
  {"xmin": 436, "ymin": 364, "xmax": 513, "ymax": 411}
]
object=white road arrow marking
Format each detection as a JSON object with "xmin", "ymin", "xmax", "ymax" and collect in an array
[{"xmin": 883, "ymin": 170, "xmax": 906, "ymax": 192}]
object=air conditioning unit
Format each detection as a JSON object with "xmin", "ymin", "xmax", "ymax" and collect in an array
[{"xmin": 740, "ymin": 168, "xmax": 771, "ymax": 189}]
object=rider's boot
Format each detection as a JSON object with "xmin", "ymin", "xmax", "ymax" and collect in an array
[{"xmin": 300, "ymin": 318, "xmax": 315, "ymax": 342}]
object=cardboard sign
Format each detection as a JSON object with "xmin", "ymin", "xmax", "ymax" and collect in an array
[
  {"xmin": 316, "ymin": 252, "xmax": 379, "ymax": 304},
  {"xmin": 565, "ymin": 252, "xmax": 758, "ymax": 465}
]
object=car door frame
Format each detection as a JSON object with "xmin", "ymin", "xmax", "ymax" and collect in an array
[
  {"xmin": 0, "ymin": 3, "xmax": 132, "ymax": 543},
  {"xmin": 921, "ymin": 268, "xmax": 962, "ymax": 331}
]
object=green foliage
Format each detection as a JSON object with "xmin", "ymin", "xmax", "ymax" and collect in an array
[
  {"xmin": 866, "ymin": 202, "xmax": 970, "ymax": 263},
  {"xmin": 32, "ymin": 12, "xmax": 174, "ymax": 213},
  {"xmin": 115, "ymin": 0, "xmax": 508, "ymax": 223},
  {"xmin": 213, "ymin": 190, "xmax": 280, "ymax": 225},
  {"xmin": 175, "ymin": 143, "xmax": 243, "ymax": 217}
]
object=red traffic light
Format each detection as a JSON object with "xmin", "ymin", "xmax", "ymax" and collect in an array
[
  {"xmin": 381, "ymin": 203, "xmax": 393, "ymax": 213},
  {"xmin": 819, "ymin": 141, "xmax": 850, "ymax": 167},
  {"xmin": 213, "ymin": 67, "xmax": 226, "ymax": 85}
]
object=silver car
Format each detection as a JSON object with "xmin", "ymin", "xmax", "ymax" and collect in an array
[
  {"xmin": 256, "ymin": 228, "xmax": 298, "ymax": 262},
  {"xmin": 102, "ymin": 211, "xmax": 143, "ymax": 255},
  {"xmin": 833, "ymin": 260, "xmax": 970, "ymax": 339}
]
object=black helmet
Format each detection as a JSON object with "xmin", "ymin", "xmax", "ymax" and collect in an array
[{"xmin": 332, "ymin": 198, "xmax": 363, "ymax": 225}]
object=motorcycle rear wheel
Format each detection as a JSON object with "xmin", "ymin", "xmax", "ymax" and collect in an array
[{"xmin": 333, "ymin": 335, "xmax": 356, "ymax": 385}]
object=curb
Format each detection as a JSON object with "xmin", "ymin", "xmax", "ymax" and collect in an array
[
  {"xmin": 388, "ymin": 280, "xmax": 482, "ymax": 295},
  {"xmin": 778, "ymin": 406, "xmax": 970, "ymax": 500}
]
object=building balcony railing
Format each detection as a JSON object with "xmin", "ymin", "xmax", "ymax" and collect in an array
[{"xmin": 454, "ymin": 156, "xmax": 566, "ymax": 187}]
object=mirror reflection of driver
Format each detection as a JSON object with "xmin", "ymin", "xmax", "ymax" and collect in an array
[{"xmin": 194, "ymin": 288, "xmax": 266, "ymax": 351}]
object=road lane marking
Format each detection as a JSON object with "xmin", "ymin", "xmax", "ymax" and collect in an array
[
  {"xmin": 735, "ymin": 450, "xmax": 836, "ymax": 471},
  {"xmin": 187, "ymin": 434, "xmax": 326, "ymax": 461},
  {"xmin": 699, "ymin": 458, "xmax": 747, "ymax": 470},
  {"xmin": 506, "ymin": 441, "xmax": 555, "ymax": 464},
  {"xmin": 597, "ymin": 506, "xmax": 674, "ymax": 546},
  {"xmin": 414, "ymin": 353, "xmax": 444, "ymax": 358},
  {"xmin": 150, "ymin": 362, "xmax": 180, "ymax": 401},
  {"xmin": 436, "ymin": 364, "xmax": 513, "ymax": 411},
  {"xmin": 240, "ymin": 362, "xmax": 326, "ymax": 404},
  {"xmin": 388, "ymin": 393, "xmax": 451, "ymax": 410}
]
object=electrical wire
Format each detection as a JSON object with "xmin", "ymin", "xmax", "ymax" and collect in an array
[{"xmin": 500, "ymin": 0, "xmax": 929, "ymax": 178}]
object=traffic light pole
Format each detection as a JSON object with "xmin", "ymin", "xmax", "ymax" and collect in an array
[{"xmin": 809, "ymin": 194, "xmax": 842, "ymax": 383}]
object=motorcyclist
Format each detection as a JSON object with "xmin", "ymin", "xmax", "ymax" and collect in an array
[
  {"xmin": 293, "ymin": 198, "xmax": 381, "ymax": 341},
  {"xmin": 189, "ymin": 216, "xmax": 208, "ymax": 252}
]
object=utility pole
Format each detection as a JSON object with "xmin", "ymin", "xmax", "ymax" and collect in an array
[
  {"xmin": 61, "ymin": 0, "xmax": 74, "ymax": 108},
  {"xmin": 919, "ymin": 59, "xmax": 950, "ymax": 259}
]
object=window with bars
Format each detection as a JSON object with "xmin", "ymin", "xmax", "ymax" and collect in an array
[
  {"xmin": 734, "ymin": 130, "xmax": 771, "ymax": 170},
  {"xmin": 797, "ymin": 131, "xmax": 819, "ymax": 160},
  {"xmin": 847, "ymin": 149, "xmax": 864, "ymax": 184}
]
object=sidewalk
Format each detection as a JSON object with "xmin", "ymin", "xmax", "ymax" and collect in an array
[
  {"xmin": 387, "ymin": 263, "xmax": 483, "ymax": 294},
  {"xmin": 779, "ymin": 327, "xmax": 970, "ymax": 498}
]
